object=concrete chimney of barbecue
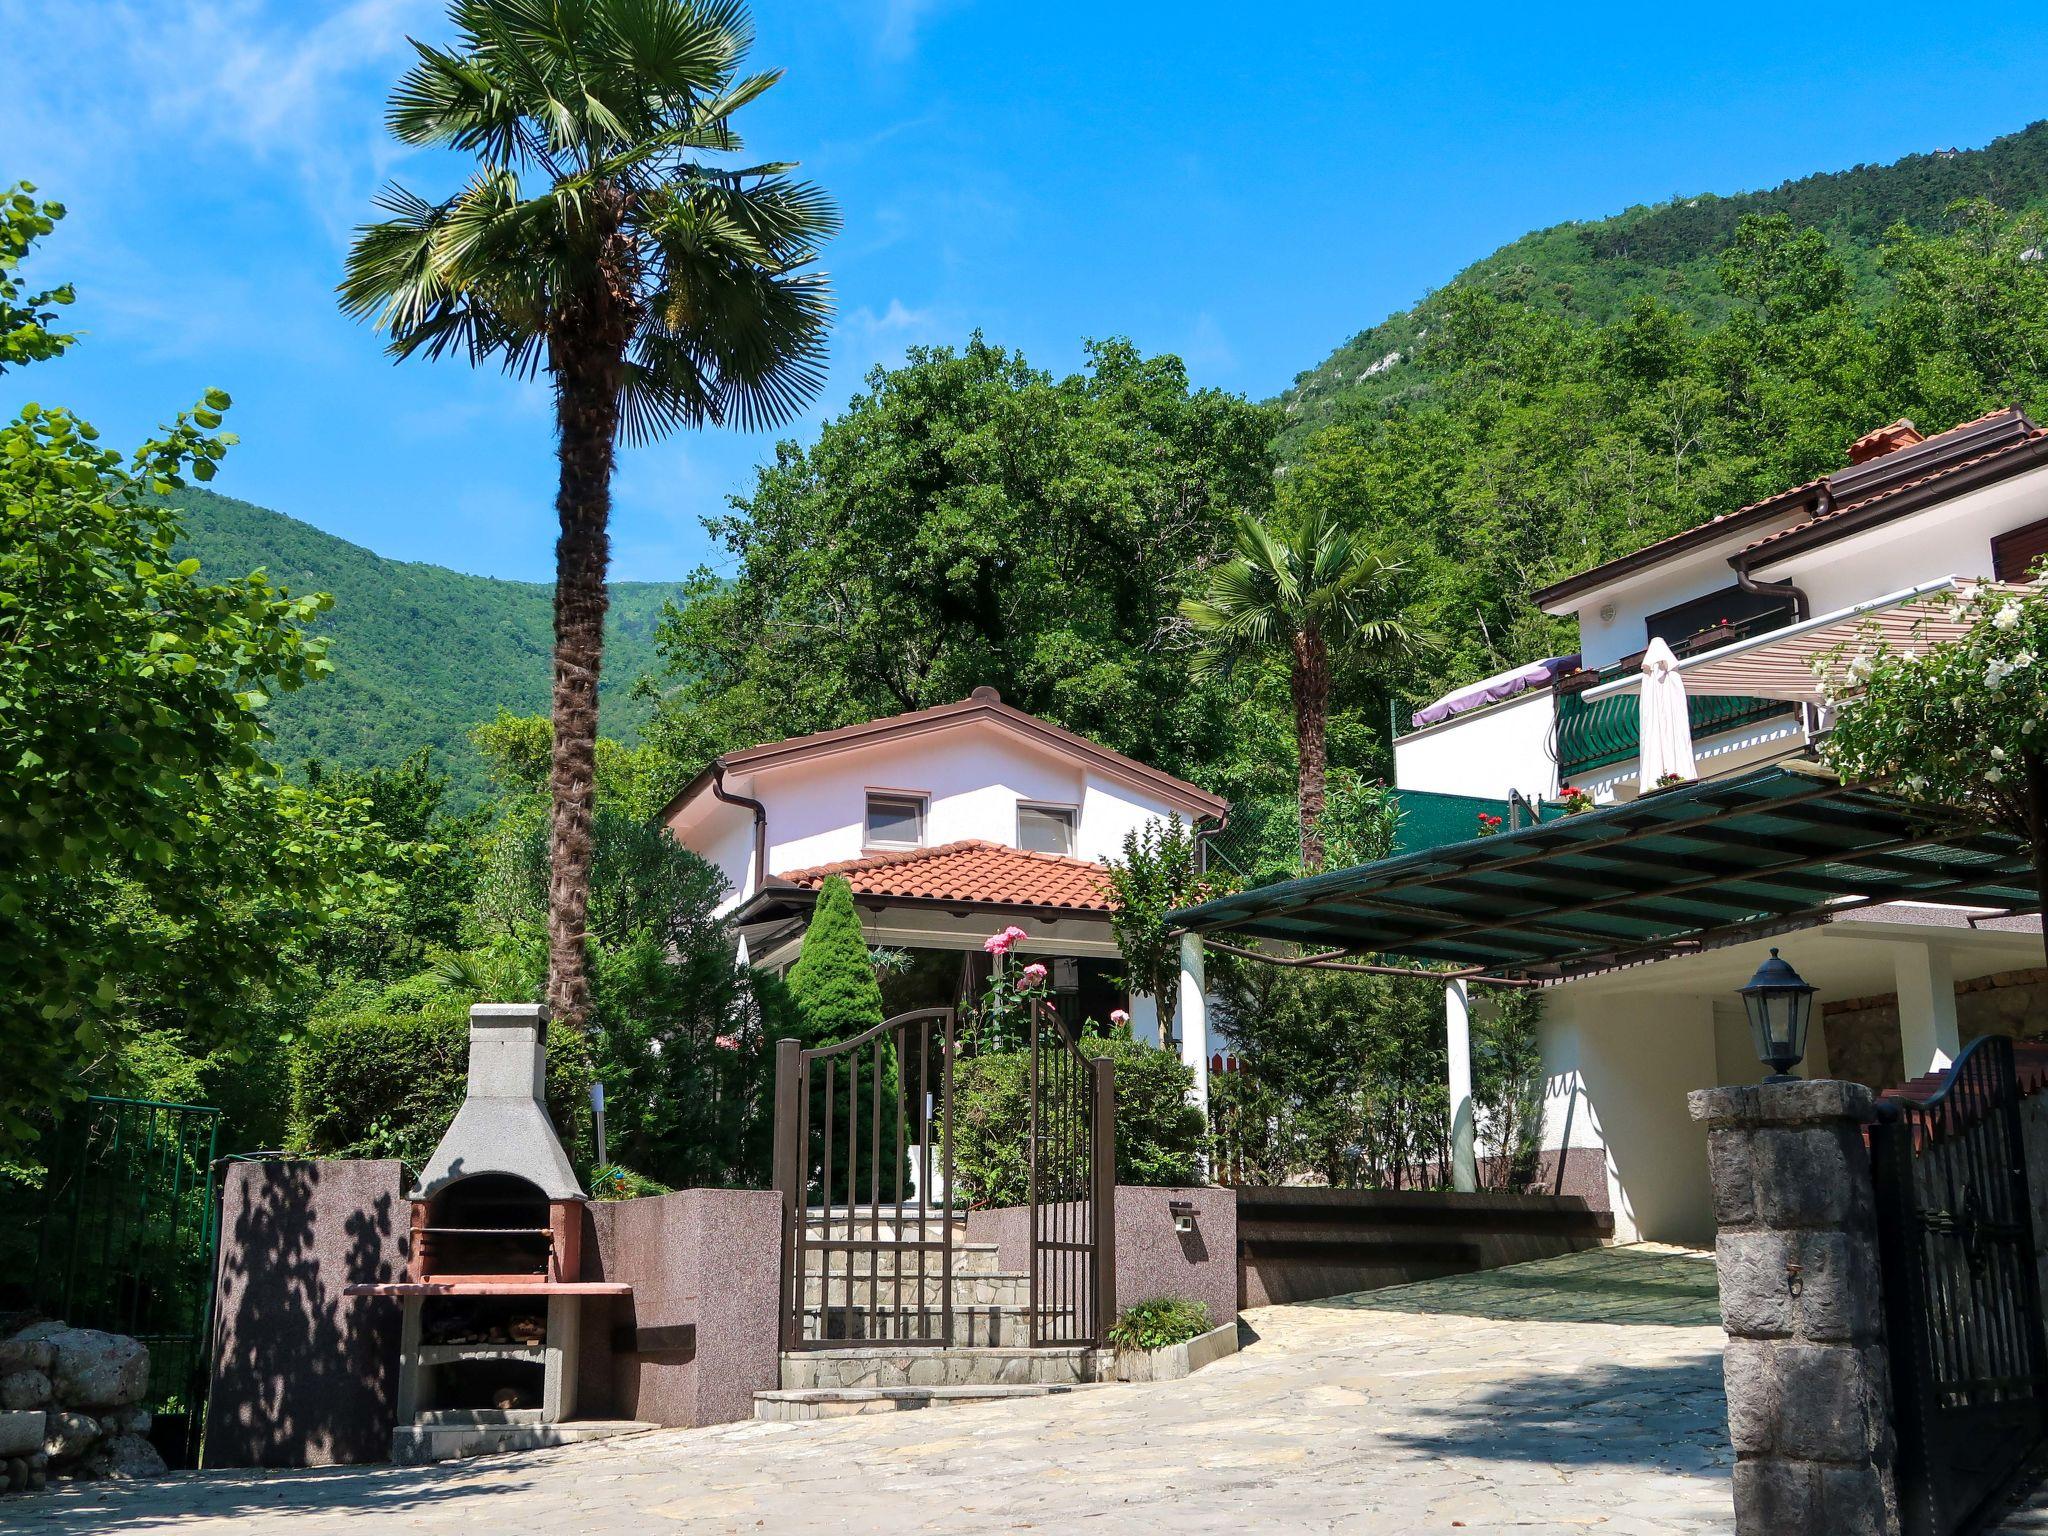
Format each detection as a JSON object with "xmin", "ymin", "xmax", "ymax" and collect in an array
[{"xmin": 411, "ymin": 1003, "xmax": 586, "ymax": 1201}]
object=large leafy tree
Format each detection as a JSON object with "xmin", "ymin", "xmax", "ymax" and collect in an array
[
  {"xmin": 647, "ymin": 336, "xmax": 1276, "ymax": 780},
  {"xmin": 1, "ymin": 191, "xmax": 381, "ymax": 1152},
  {"xmin": 1181, "ymin": 510, "xmax": 1419, "ymax": 871},
  {"xmin": 341, "ymin": 0, "xmax": 838, "ymax": 1031}
]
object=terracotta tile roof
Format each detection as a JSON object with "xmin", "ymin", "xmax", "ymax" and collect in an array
[
  {"xmin": 1741, "ymin": 415, "xmax": 2048, "ymax": 561},
  {"xmin": 775, "ymin": 840, "xmax": 1116, "ymax": 913}
]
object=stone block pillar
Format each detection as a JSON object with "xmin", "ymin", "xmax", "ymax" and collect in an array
[{"xmin": 1687, "ymin": 1080, "xmax": 1899, "ymax": 1536}]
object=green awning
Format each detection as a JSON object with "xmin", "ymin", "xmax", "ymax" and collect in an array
[{"xmin": 1170, "ymin": 765, "xmax": 2041, "ymax": 978}]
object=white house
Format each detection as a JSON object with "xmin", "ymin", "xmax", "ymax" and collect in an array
[
  {"xmin": 1181, "ymin": 408, "xmax": 2048, "ymax": 1246},
  {"xmin": 661, "ymin": 686, "xmax": 1228, "ymax": 1084}
]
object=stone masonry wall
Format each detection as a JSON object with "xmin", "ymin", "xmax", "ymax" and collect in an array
[
  {"xmin": 1824, "ymin": 967, "xmax": 2048, "ymax": 1090},
  {"xmin": 1689, "ymin": 1079, "xmax": 1899, "ymax": 1536}
]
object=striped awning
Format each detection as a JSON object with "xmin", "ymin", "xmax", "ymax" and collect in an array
[
  {"xmin": 1168, "ymin": 764, "xmax": 2039, "ymax": 978},
  {"xmin": 1582, "ymin": 578, "xmax": 2024, "ymax": 706}
]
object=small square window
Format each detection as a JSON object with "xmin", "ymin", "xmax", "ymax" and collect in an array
[
  {"xmin": 865, "ymin": 793, "xmax": 925, "ymax": 849},
  {"xmin": 1018, "ymin": 804, "xmax": 1077, "ymax": 856}
]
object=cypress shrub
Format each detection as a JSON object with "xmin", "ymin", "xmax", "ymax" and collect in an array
[
  {"xmin": 784, "ymin": 875, "xmax": 898, "ymax": 1201},
  {"xmin": 786, "ymin": 876, "xmax": 885, "ymax": 1046}
]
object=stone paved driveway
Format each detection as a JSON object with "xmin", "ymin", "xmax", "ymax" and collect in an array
[{"xmin": 17, "ymin": 1245, "xmax": 1733, "ymax": 1535}]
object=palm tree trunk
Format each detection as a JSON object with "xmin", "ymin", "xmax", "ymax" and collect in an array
[
  {"xmin": 1292, "ymin": 625, "xmax": 1331, "ymax": 872},
  {"xmin": 546, "ymin": 343, "xmax": 620, "ymax": 1031}
]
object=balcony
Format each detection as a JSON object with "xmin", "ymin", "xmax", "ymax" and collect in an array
[{"xmin": 1553, "ymin": 612, "xmax": 1798, "ymax": 784}]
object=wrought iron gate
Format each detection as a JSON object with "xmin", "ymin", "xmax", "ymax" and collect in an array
[
  {"xmin": 1871, "ymin": 1035, "xmax": 2048, "ymax": 1536},
  {"xmin": 774, "ymin": 1008, "xmax": 958, "ymax": 1350},
  {"xmin": 31, "ymin": 1095, "xmax": 222, "ymax": 1467},
  {"xmin": 1027, "ymin": 1001, "xmax": 1115, "ymax": 1347}
]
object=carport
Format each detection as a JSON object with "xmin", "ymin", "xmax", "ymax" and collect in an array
[{"xmin": 1169, "ymin": 763, "xmax": 2044, "ymax": 1239}]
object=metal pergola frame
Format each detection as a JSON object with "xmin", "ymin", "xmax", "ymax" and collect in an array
[{"xmin": 1168, "ymin": 764, "xmax": 2043, "ymax": 980}]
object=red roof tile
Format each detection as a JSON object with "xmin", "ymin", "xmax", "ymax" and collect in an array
[{"xmin": 775, "ymin": 840, "xmax": 1116, "ymax": 913}]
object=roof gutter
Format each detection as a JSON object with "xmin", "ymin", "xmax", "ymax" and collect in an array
[
  {"xmin": 1732, "ymin": 483, "xmax": 1821, "ymax": 621},
  {"xmin": 710, "ymin": 762, "xmax": 767, "ymax": 896}
]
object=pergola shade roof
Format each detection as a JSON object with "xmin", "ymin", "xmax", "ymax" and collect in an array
[{"xmin": 1169, "ymin": 766, "xmax": 2040, "ymax": 977}]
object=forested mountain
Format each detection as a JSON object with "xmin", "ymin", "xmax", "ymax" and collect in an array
[
  {"xmin": 1280, "ymin": 120, "xmax": 2048, "ymax": 451},
  {"xmin": 170, "ymin": 490, "xmax": 682, "ymax": 805}
]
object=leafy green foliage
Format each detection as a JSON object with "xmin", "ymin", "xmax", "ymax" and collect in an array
[
  {"xmin": 1821, "ymin": 580, "xmax": 2048, "ymax": 939},
  {"xmin": 786, "ymin": 877, "xmax": 886, "ymax": 1048},
  {"xmin": 0, "ymin": 184, "xmax": 74, "ymax": 370},
  {"xmin": 170, "ymin": 490, "xmax": 680, "ymax": 808},
  {"xmin": 951, "ymin": 1032, "xmax": 1206, "ymax": 1208},
  {"xmin": 1105, "ymin": 819, "xmax": 1205, "ymax": 1034},
  {"xmin": 1278, "ymin": 121, "xmax": 2048, "ymax": 449},
  {"xmin": 589, "ymin": 1163, "xmax": 672, "ymax": 1201},
  {"xmin": 0, "ymin": 203, "xmax": 386, "ymax": 1153},
  {"xmin": 1105, "ymin": 1297, "xmax": 1214, "ymax": 1353},
  {"xmin": 290, "ymin": 971, "xmax": 595, "ymax": 1170},
  {"xmin": 646, "ymin": 336, "xmax": 1276, "ymax": 781}
]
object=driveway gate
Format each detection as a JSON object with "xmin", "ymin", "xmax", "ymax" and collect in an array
[
  {"xmin": 774, "ymin": 1008, "xmax": 959, "ymax": 1350},
  {"xmin": 1026, "ymin": 1000, "xmax": 1115, "ymax": 1347},
  {"xmin": 1871, "ymin": 1035, "xmax": 2048, "ymax": 1536}
]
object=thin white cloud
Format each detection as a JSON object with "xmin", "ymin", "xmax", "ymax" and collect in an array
[{"xmin": 874, "ymin": 0, "xmax": 953, "ymax": 60}]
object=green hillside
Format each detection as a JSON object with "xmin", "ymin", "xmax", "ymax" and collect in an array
[
  {"xmin": 170, "ymin": 489, "xmax": 682, "ymax": 806},
  {"xmin": 1280, "ymin": 120, "xmax": 2048, "ymax": 449}
]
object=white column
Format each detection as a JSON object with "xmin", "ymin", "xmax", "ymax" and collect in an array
[
  {"xmin": 1178, "ymin": 932, "xmax": 1210, "ymax": 1111},
  {"xmin": 1128, "ymin": 991, "xmax": 1162, "ymax": 1049},
  {"xmin": 1446, "ymin": 978, "xmax": 1478, "ymax": 1193},
  {"xmin": 1893, "ymin": 942, "xmax": 1961, "ymax": 1078}
]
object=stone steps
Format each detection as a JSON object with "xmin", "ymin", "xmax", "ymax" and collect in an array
[
  {"xmin": 800, "ymin": 1269, "xmax": 1029, "ymax": 1310},
  {"xmin": 779, "ymin": 1344, "xmax": 1106, "ymax": 1391},
  {"xmin": 391, "ymin": 1417, "xmax": 656, "ymax": 1466},
  {"xmin": 754, "ymin": 1383, "xmax": 1106, "ymax": 1422},
  {"xmin": 799, "ymin": 1241, "xmax": 1002, "ymax": 1277},
  {"xmin": 794, "ymin": 1304, "xmax": 1038, "ymax": 1348}
]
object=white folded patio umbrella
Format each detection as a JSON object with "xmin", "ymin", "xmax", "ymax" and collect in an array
[{"xmin": 1637, "ymin": 637, "xmax": 1697, "ymax": 785}]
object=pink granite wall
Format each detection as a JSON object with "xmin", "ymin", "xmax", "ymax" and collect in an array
[
  {"xmin": 204, "ymin": 1159, "xmax": 410, "ymax": 1469},
  {"xmin": 966, "ymin": 1185, "xmax": 1240, "ymax": 1332},
  {"xmin": 579, "ymin": 1189, "xmax": 783, "ymax": 1428}
]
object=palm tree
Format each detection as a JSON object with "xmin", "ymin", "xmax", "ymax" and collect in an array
[
  {"xmin": 341, "ymin": 0, "xmax": 837, "ymax": 1030},
  {"xmin": 1182, "ymin": 509, "xmax": 1418, "ymax": 873}
]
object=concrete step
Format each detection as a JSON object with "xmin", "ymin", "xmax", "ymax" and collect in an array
[
  {"xmin": 780, "ymin": 1345, "xmax": 1105, "ymax": 1391},
  {"xmin": 801, "ymin": 1241, "xmax": 1002, "ymax": 1276},
  {"xmin": 391, "ymin": 1418, "xmax": 655, "ymax": 1466},
  {"xmin": 801, "ymin": 1269, "xmax": 1029, "ymax": 1310},
  {"xmin": 794, "ymin": 1304, "xmax": 1035, "ymax": 1348},
  {"xmin": 754, "ymin": 1384, "xmax": 1106, "ymax": 1422}
]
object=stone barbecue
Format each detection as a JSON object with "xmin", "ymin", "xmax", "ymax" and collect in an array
[{"xmin": 344, "ymin": 1003, "xmax": 640, "ymax": 1464}]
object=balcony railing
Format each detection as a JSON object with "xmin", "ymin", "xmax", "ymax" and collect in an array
[
  {"xmin": 1554, "ymin": 614, "xmax": 1799, "ymax": 782},
  {"xmin": 1554, "ymin": 689, "xmax": 1793, "ymax": 781}
]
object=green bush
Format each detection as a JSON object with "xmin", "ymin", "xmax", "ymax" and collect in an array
[
  {"xmin": 290, "ymin": 985, "xmax": 594, "ymax": 1175},
  {"xmin": 588, "ymin": 1163, "xmax": 672, "ymax": 1201},
  {"xmin": 1105, "ymin": 1297, "xmax": 1213, "ymax": 1353},
  {"xmin": 953, "ymin": 1032, "xmax": 1208, "ymax": 1208},
  {"xmin": 786, "ymin": 876, "xmax": 884, "ymax": 1046}
]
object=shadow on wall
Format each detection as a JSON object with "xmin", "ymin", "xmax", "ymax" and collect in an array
[{"xmin": 204, "ymin": 1160, "xmax": 408, "ymax": 1469}]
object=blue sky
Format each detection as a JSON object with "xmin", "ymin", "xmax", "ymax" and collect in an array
[{"xmin": 8, "ymin": 3, "xmax": 2048, "ymax": 584}]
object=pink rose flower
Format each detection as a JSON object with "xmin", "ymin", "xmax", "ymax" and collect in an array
[
  {"xmin": 983, "ymin": 924, "xmax": 1029, "ymax": 956},
  {"xmin": 714, "ymin": 1034, "xmax": 741, "ymax": 1051},
  {"xmin": 1017, "ymin": 962, "xmax": 1048, "ymax": 990},
  {"xmin": 1109, "ymin": 1008, "xmax": 1130, "ymax": 1027}
]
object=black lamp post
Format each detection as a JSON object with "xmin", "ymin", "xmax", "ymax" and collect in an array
[{"xmin": 1740, "ymin": 947, "xmax": 1817, "ymax": 1083}]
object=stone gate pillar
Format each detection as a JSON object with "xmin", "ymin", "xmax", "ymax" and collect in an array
[{"xmin": 1687, "ymin": 1080, "xmax": 1900, "ymax": 1536}]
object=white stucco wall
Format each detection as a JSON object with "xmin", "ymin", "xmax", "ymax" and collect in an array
[
  {"xmin": 1538, "ymin": 989, "xmax": 1719, "ymax": 1247},
  {"xmin": 1392, "ymin": 689, "xmax": 1557, "ymax": 802},
  {"xmin": 740, "ymin": 727, "xmax": 1190, "ymax": 875},
  {"xmin": 1754, "ymin": 468, "xmax": 2048, "ymax": 612}
]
